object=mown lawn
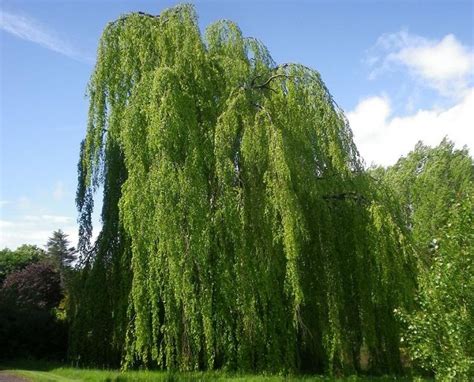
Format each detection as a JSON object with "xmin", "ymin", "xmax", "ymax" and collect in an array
[{"xmin": 0, "ymin": 360, "xmax": 430, "ymax": 382}]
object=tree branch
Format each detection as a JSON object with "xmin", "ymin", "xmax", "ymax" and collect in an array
[{"xmin": 254, "ymin": 74, "xmax": 291, "ymax": 89}]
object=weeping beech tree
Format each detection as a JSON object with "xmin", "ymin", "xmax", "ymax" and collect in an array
[{"xmin": 69, "ymin": 4, "xmax": 415, "ymax": 373}]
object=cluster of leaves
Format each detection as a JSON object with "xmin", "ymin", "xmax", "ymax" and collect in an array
[
  {"xmin": 70, "ymin": 4, "xmax": 415, "ymax": 374},
  {"xmin": 378, "ymin": 141, "xmax": 473, "ymax": 379}
]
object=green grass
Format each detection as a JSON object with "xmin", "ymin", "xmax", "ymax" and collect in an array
[{"xmin": 0, "ymin": 360, "xmax": 430, "ymax": 382}]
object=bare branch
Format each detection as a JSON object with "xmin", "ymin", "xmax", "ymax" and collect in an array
[{"xmin": 254, "ymin": 74, "xmax": 291, "ymax": 90}]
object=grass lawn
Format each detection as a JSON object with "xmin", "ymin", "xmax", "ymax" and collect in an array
[{"xmin": 0, "ymin": 360, "xmax": 430, "ymax": 382}]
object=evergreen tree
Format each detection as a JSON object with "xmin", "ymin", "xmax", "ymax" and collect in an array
[{"xmin": 46, "ymin": 230, "xmax": 76, "ymax": 276}]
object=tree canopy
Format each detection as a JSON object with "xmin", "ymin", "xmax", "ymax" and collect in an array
[
  {"xmin": 377, "ymin": 141, "xmax": 474, "ymax": 379},
  {"xmin": 0, "ymin": 244, "xmax": 45, "ymax": 285},
  {"xmin": 378, "ymin": 139, "xmax": 473, "ymax": 258},
  {"xmin": 70, "ymin": 4, "xmax": 417, "ymax": 374}
]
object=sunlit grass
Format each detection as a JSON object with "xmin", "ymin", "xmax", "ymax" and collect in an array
[{"xmin": 1, "ymin": 360, "xmax": 431, "ymax": 382}]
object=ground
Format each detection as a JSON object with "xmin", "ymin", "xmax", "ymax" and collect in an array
[{"xmin": 0, "ymin": 361, "xmax": 431, "ymax": 382}]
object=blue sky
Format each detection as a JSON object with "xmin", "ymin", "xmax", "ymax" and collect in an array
[{"xmin": 1, "ymin": 0, "xmax": 473, "ymax": 249}]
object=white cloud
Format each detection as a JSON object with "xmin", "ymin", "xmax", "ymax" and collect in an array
[
  {"xmin": 368, "ymin": 30, "xmax": 474, "ymax": 97},
  {"xmin": 0, "ymin": 9, "xmax": 92, "ymax": 62},
  {"xmin": 1, "ymin": 195, "xmax": 102, "ymax": 250},
  {"xmin": 53, "ymin": 181, "xmax": 65, "ymax": 201},
  {"xmin": 0, "ymin": 220, "xmax": 15, "ymax": 228},
  {"xmin": 348, "ymin": 89, "xmax": 474, "ymax": 167},
  {"xmin": 0, "ymin": 214, "xmax": 78, "ymax": 249}
]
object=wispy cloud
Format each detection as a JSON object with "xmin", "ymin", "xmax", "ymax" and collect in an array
[
  {"xmin": 24, "ymin": 215, "xmax": 73, "ymax": 224},
  {"xmin": 367, "ymin": 30, "xmax": 474, "ymax": 98},
  {"xmin": 17, "ymin": 196, "xmax": 31, "ymax": 210},
  {"xmin": 0, "ymin": 200, "xmax": 10, "ymax": 208},
  {"xmin": 0, "ymin": 9, "xmax": 93, "ymax": 63}
]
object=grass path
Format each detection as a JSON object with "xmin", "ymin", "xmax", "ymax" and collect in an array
[
  {"xmin": 15, "ymin": 370, "xmax": 73, "ymax": 382},
  {"xmin": 0, "ymin": 371, "xmax": 30, "ymax": 382}
]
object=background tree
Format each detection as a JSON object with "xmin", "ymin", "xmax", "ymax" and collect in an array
[
  {"xmin": 0, "ymin": 260, "xmax": 67, "ymax": 359},
  {"xmin": 377, "ymin": 139, "xmax": 473, "ymax": 260},
  {"xmin": 69, "ymin": 4, "xmax": 415, "ymax": 374},
  {"xmin": 399, "ymin": 192, "xmax": 473, "ymax": 380},
  {"xmin": 376, "ymin": 140, "xmax": 474, "ymax": 379},
  {"xmin": 46, "ymin": 229, "xmax": 76, "ymax": 285},
  {"xmin": 1, "ymin": 261, "xmax": 62, "ymax": 310},
  {"xmin": 0, "ymin": 233, "xmax": 74, "ymax": 360},
  {"xmin": 0, "ymin": 244, "xmax": 45, "ymax": 285}
]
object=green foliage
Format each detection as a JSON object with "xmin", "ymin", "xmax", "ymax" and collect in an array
[
  {"xmin": 379, "ymin": 139, "xmax": 473, "ymax": 258},
  {"xmin": 381, "ymin": 141, "xmax": 474, "ymax": 380},
  {"xmin": 399, "ymin": 194, "xmax": 473, "ymax": 380},
  {"xmin": 0, "ymin": 244, "xmax": 45, "ymax": 285},
  {"xmin": 70, "ymin": 4, "xmax": 415, "ymax": 374}
]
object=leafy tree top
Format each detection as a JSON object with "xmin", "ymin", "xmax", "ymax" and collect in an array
[
  {"xmin": 378, "ymin": 138, "xmax": 473, "ymax": 255},
  {"xmin": 0, "ymin": 244, "xmax": 46, "ymax": 285}
]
